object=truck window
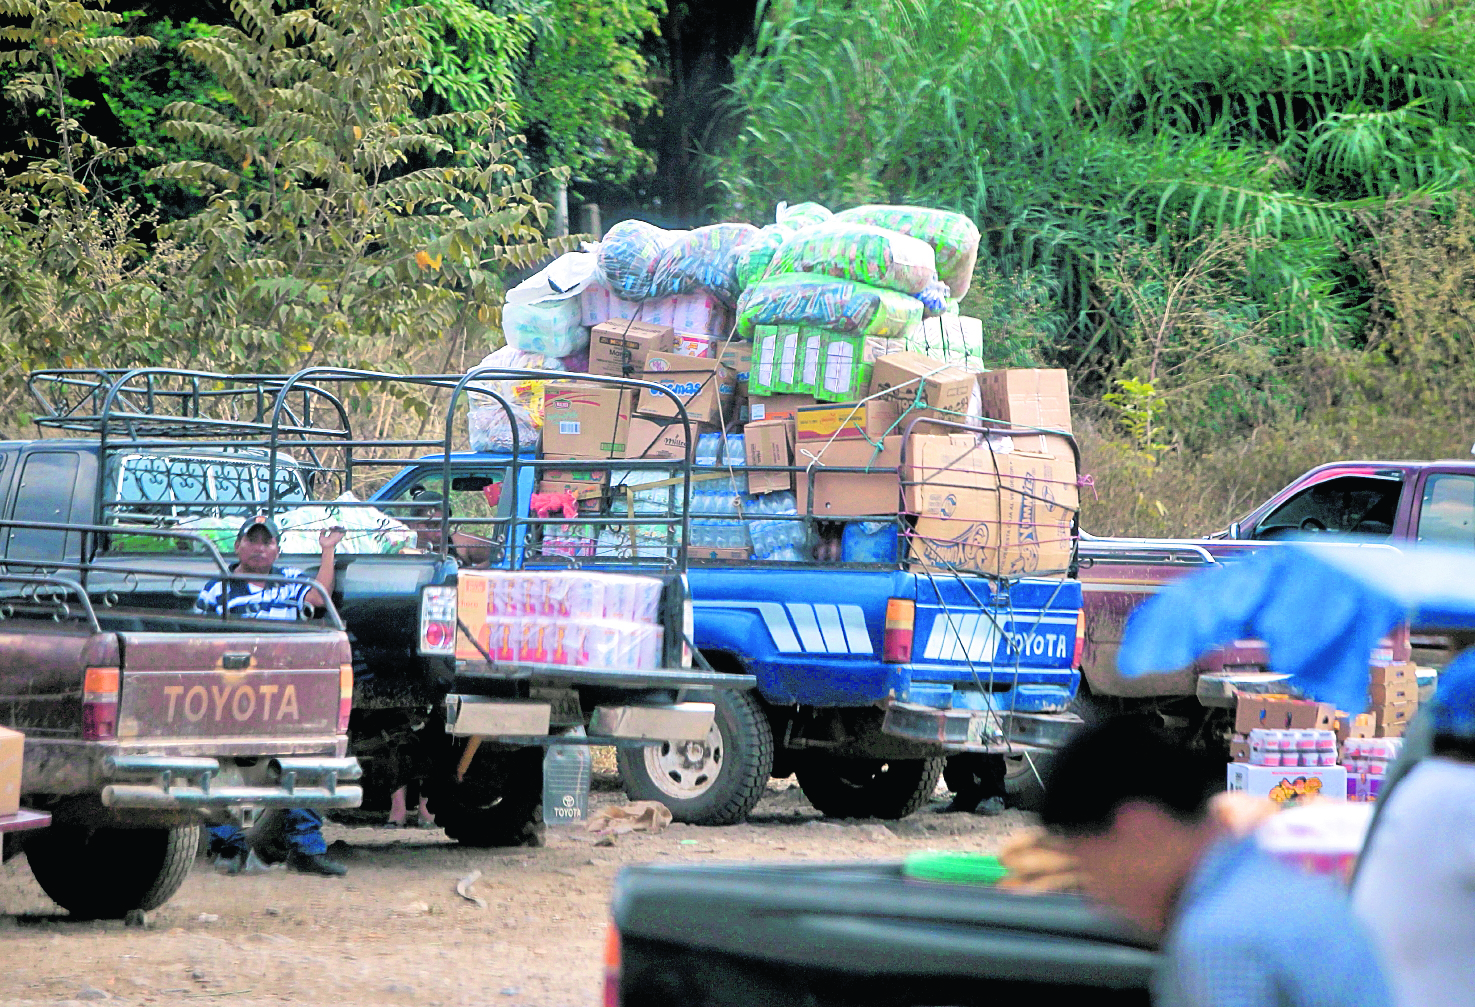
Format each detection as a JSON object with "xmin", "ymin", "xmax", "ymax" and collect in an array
[
  {"xmin": 1417, "ymin": 474, "xmax": 1475, "ymax": 548},
  {"xmin": 7, "ymin": 451, "xmax": 81, "ymax": 562},
  {"xmin": 1253, "ymin": 475, "xmax": 1401, "ymax": 540},
  {"xmin": 111, "ymin": 454, "xmax": 308, "ymax": 520}
]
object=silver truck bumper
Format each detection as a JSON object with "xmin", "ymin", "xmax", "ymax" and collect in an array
[
  {"xmin": 880, "ymin": 702, "xmax": 1085, "ymax": 754},
  {"xmin": 445, "ymin": 695, "xmax": 715, "ymax": 743},
  {"xmin": 100, "ymin": 755, "xmax": 363, "ymax": 810}
]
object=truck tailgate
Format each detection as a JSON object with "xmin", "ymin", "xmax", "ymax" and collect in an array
[{"xmin": 116, "ymin": 631, "xmax": 349, "ymax": 742}]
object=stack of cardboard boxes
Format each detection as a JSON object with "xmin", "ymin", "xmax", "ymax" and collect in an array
[
  {"xmin": 1368, "ymin": 660, "xmax": 1419, "ymax": 738},
  {"xmin": 1225, "ymin": 695, "xmax": 1348, "ymax": 804}
]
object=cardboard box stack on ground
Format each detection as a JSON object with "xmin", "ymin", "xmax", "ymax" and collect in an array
[
  {"xmin": 1370, "ymin": 660, "xmax": 1419, "ymax": 737},
  {"xmin": 0, "ymin": 725, "xmax": 22, "ymax": 816}
]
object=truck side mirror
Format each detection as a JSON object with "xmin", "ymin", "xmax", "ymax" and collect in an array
[{"xmin": 1229, "ymin": 521, "xmax": 1242, "ymax": 540}]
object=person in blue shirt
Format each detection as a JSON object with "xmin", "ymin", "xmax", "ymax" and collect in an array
[
  {"xmin": 1040, "ymin": 716, "xmax": 1393, "ymax": 1007},
  {"xmin": 196, "ymin": 514, "xmax": 348, "ymax": 877}
]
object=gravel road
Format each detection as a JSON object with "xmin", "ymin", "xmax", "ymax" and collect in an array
[{"xmin": 0, "ymin": 773, "xmax": 1037, "ymax": 1007}]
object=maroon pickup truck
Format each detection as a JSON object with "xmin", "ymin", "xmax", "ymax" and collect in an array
[
  {"xmin": 0, "ymin": 524, "xmax": 360, "ymax": 919},
  {"xmin": 1077, "ymin": 459, "xmax": 1472, "ymax": 713}
]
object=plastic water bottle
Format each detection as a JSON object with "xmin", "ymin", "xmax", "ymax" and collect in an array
[
  {"xmin": 694, "ymin": 432, "xmax": 721, "ymax": 467},
  {"xmin": 722, "ymin": 434, "xmax": 749, "ymax": 495},
  {"xmin": 543, "ymin": 733, "xmax": 591, "ymax": 827}
]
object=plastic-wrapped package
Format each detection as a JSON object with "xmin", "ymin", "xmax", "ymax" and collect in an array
[
  {"xmin": 832, "ymin": 205, "xmax": 981, "ymax": 298},
  {"xmin": 776, "ymin": 201, "xmax": 833, "ymax": 229},
  {"xmin": 466, "ymin": 346, "xmax": 564, "ymax": 453},
  {"xmin": 501, "ymin": 251, "xmax": 599, "ymax": 356},
  {"xmin": 734, "ymin": 224, "xmax": 793, "ymax": 292},
  {"xmin": 736, "ymin": 272, "xmax": 924, "ymax": 340},
  {"xmin": 599, "ymin": 219, "xmax": 760, "ymax": 304},
  {"xmin": 269, "ymin": 493, "xmax": 417, "ymax": 554},
  {"xmin": 764, "ymin": 223, "xmax": 940, "ymax": 295}
]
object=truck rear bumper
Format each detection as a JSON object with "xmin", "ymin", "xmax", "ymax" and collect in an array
[
  {"xmin": 444, "ymin": 695, "xmax": 716, "ymax": 745},
  {"xmin": 880, "ymin": 701, "xmax": 1085, "ymax": 754},
  {"xmin": 99, "ymin": 755, "xmax": 363, "ymax": 810}
]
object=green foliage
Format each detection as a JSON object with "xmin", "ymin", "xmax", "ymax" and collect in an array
[
  {"xmin": 720, "ymin": 0, "xmax": 1475, "ymax": 366},
  {"xmin": 402, "ymin": 0, "xmax": 531, "ymax": 117}
]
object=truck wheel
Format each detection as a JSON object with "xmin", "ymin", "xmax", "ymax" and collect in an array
[
  {"xmin": 1004, "ymin": 752, "xmax": 1052, "ymax": 811},
  {"xmin": 24, "ymin": 823, "xmax": 198, "ymax": 919},
  {"xmin": 428, "ymin": 744, "xmax": 545, "ymax": 848},
  {"xmin": 796, "ymin": 755, "xmax": 945, "ymax": 820},
  {"xmin": 617, "ymin": 689, "xmax": 773, "ymax": 826}
]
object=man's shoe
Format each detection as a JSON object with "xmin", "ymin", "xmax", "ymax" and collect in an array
[
  {"xmin": 212, "ymin": 852, "xmax": 246, "ymax": 875},
  {"xmin": 976, "ymin": 796, "xmax": 1006, "ymax": 817},
  {"xmin": 287, "ymin": 851, "xmax": 347, "ymax": 876}
]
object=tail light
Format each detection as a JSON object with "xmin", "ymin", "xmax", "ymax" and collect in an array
[
  {"xmin": 882, "ymin": 598, "xmax": 915, "ymax": 663},
  {"xmin": 602, "ymin": 924, "xmax": 621, "ymax": 1007},
  {"xmin": 338, "ymin": 663, "xmax": 354, "ymax": 733},
  {"xmin": 82, "ymin": 666, "xmax": 120, "ymax": 741},
  {"xmin": 419, "ymin": 585, "xmax": 457, "ymax": 656},
  {"xmin": 1072, "ymin": 610, "xmax": 1087, "ymax": 668}
]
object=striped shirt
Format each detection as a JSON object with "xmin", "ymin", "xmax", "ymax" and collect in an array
[{"xmin": 193, "ymin": 565, "xmax": 313, "ymax": 621}]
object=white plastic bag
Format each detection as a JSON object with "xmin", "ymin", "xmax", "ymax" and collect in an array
[{"xmin": 501, "ymin": 252, "xmax": 600, "ymax": 357}]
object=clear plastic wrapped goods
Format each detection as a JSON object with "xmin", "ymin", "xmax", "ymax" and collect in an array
[
  {"xmin": 736, "ymin": 272, "xmax": 923, "ymax": 340},
  {"xmin": 501, "ymin": 251, "xmax": 599, "ymax": 357},
  {"xmin": 764, "ymin": 223, "xmax": 940, "ymax": 295},
  {"xmin": 776, "ymin": 201, "xmax": 833, "ymax": 229},
  {"xmin": 599, "ymin": 220, "xmax": 761, "ymax": 305},
  {"xmin": 734, "ymin": 224, "xmax": 792, "ymax": 293},
  {"xmin": 466, "ymin": 346, "xmax": 564, "ymax": 453},
  {"xmin": 273, "ymin": 493, "xmax": 416, "ymax": 554},
  {"xmin": 832, "ymin": 205, "xmax": 981, "ymax": 298}
]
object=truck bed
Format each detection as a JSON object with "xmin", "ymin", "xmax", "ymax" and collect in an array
[{"xmin": 612, "ymin": 861, "xmax": 1155, "ymax": 1007}]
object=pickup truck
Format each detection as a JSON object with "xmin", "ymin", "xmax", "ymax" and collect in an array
[
  {"xmin": 0, "ymin": 522, "xmax": 359, "ymax": 919},
  {"xmin": 609, "ymin": 860, "xmax": 1154, "ymax": 1007},
  {"xmin": 370, "ymin": 424, "xmax": 1088, "ymax": 826},
  {"xmin": 1078, "ymin": 459, "xmax": 1475, "ymax": 718},
  {"xmin": 22, "ymin": 367, "xmax": 752, "ymax": 847}
]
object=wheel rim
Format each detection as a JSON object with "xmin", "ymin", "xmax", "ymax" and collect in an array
[{"xmin": 642, "ymin": 724, "xmax": 724, "ymax": 800}]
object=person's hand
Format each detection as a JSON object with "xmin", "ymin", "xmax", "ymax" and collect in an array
[{"xmin": 319, "ymin": 526, "xmax": 347, "ymax": 551}]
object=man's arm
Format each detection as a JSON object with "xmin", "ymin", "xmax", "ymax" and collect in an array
[{"xmin": 305, "ymin": 528, "xmax": 345, "ymax": 609}]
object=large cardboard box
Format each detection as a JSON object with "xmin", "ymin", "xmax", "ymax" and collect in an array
[
  {"xmin": 1234, "ymin": 695, "xmax": 1336, "ymax": 734},
  {"xmin": 1370, "ymin": 661, "xmax": 1416, "ymax": 687},
  {"xmin": 748, "ymin": 392, "xmax": 817, "ymax": 422},
  {"xmin": 0, "ymin": 726, "xmax": 22, "ymax": 816},
  {"xmin": 1369, "ymin": 680, "xmax": 1418, "ymax": 706},
  {"xmin": 542, "ymin": 383, "xmax": 632, "ymax": 459},
  {"xmin": 1375, "ymin": 702, "xmax": 1416, "ymax": 734},
  {"xmin": 1226, "ymin": 763, "xmax": 1347, "ymax": 804},
  {"xmin": 869, "ymin": 352, "xmax": 980, "ymax": 434},
  {"xmin": 455, "ymin": 572, "xmax": 491, "ymax": 661},
  {"xmin": 589, "ymin": 320, "xmax": 675, "ymax": 378},
  {"xmin": 793, "ymin": 436, "xmax": 903, "ymax": 517},
  {"xmin": 906, "ymin": 432, "xmax": 1079, "ymax": 578},
  {"xmin": 745, "ymin": 418, "xmax": 794, "ymax": 494},
  {"xmin": 638, "ymin": 353, "xmax": 736, "ymax": 427},
  {"xmin": 795, "ymin": 402, "xmax": 887, "ymax": 442},
  {"xmin": 979, "ymin": 369, "xmax": 1072, "ymax": 458},
  {"xmin": 623, "ymin": 416, "xmax": 712, "ymax": 461},
  {"xmin": 540, "ymin": 468, "xmax": 608, "ymax": 502}
]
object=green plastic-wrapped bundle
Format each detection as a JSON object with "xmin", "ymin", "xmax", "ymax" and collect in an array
[
  {"xmin": 833, "ymin": 205, "xmax": 981, "ymax": 298},
  {"xmin": 776, "ymin": 200, "xmax": 833, "ymax": 230},
  {"xmin": 736, "ymin": 272, "xmax": 923, "ymax": 341},
  {"xmin": 902, "ymin": 852, "xmax": 1008, "ymax": 886},
  {"xmin": 735, "ymin": 224, "xmax": 793, "ymax": 293},
  {"xmin": 764, "ymin": 223, "xmax": 940, "ymax": 295}
]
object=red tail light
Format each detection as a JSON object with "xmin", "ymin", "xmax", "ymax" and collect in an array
[
  {"xmin": 882, "ymin": 598, "xmax": 915, "ymax": 663},
  {"xmin": 1072, "ymin": 610, "xmax": 1086, "ymax": 668},
  {"xmin": 602, "ymin": 924, "xmax": 621, "ymax": 1007},
  {"xmin": 338, "ymin": 663, "xmax": 354, "ymax": 733},
  {"xmin": 82, "ymin": 666, "xmax": 120, "ymax": 741}
]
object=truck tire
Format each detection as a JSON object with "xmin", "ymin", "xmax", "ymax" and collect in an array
[
  {"xmin": 617, "ymin": 689, "xmax": 773, "ymax": 826},
  {"xmin": 24, "ymin": 823, "xmax": 198, "ymax": 919},
  {"xmin": 796, "ymin": 755, "xmax": 945, "ymax": 820},
  {"xmin": 427, "ymin": 744, "xmax": 545, "ymax": 848},
  {"xmin": 1003, "ymin": 752, "xmax": 1052, "ymax": 811}
]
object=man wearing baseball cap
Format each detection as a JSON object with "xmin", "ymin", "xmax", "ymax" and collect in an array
[
  {"xmin": 195, "ymin": 514, "xmax": 348, "ymax": 876},
  {"xmin": 1354, "ymin": 653, "xmax": 1475, "ymax": 1007}
]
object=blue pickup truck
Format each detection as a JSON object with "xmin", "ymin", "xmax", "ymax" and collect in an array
[{"xmin": 370, "ymin": 450, "xmax": 1087, "ymax": 827}]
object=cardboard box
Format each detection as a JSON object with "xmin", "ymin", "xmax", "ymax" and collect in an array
[
  {"xmin": 978, "ymin": 368, "xmax": 1072, "ymax": 432},
  {"xmin": 717, "ymin": 341, "xmax": 752, "ymax": 393},
  {"xmin": 749, "ymin": 325, "xmax": 786, "ymax": 396},
  {"xmin": 589, "ymin": 320, "xmax": 675, "ymax": 378},
  {"xmin": 1229, "ymin": 736, "xmax": 1251, "ymax": 763},
  {"xmin": 869, "ymin": 351, "xmax": 980, "ymax": 435},
  {"xmin": 745, "ymin": 418, "xmax": 794, "ymax": 494},
  {"xmin": 793, "ymin": 435, "xmax": 903, "ymax": 517},
  {"xmin": 771, "ymin": 327, "xmax": 823, "ymax": 396},
  {"xmin": 690, "ymin": 546, "xmax": 752, "ymax": 562},
  {"xmin": 749, "ymin": 392, "xmax": 817, "ymax": 422},
  {"xmin": 539, "ymin": 468, "xmax": 608, "ymax": 502},
  {"xmin": 1370, "ymin": 661, "xmax": 1416, "ymax": 687},
  {"xmin": 1375, "ymin": 702, "xmax": 1416, "ymax": 733},
  {"xmin": 906, "ymin": 432, "xmax": 1080, "ymax": 578},
  {"xmin": 542, "ymin": 383, "xmax": 631, "ymax": 458},
  {"xmin": 455, "ymin": 572, "xmax": 491, "ymax": 661},
  {"xmin": 1370, "ymin": 680, "xmax": 1418, "ymax": 706},
  {"xmin": 814, "ymin": 333, "xmax": 879, "ymax": 404},
  {"xmin": 623, "ymin": 415, "xmax": 712, "ymax": 461},
  {"xmin": 916, "ymin": 314, "xmax": 984, "ymax": 363},
  {"xmin": 1378, "ymin": 720, "xmax": 1408, "ymax": 739},
  {"xmin": 795, "ymin": 401, "xmax": 887, "ymax": 442},
  {"xmin": 672, "ymin": 294, "xmax": 730, "ymax": 337},
  {"xmin": 1233, "ymin": 696, "xmax": 1337, "ymax": 734},
  {"xmin": 638, "ymin": 353, "xmax": 736, "ymax": 427},
  {"xmin": 1226, "ymin": 763, "xmax": 1347, "ymax": 804},
  {"xmin": 1336, "ymin": 712, "xmax": 1376, "ymax": 744},
  {"xmin": 0, "ymin": 726, "xmax": 22, "ymax": 816},
  {"xmin": 674, "ymin": 332, "xmax": 716, "ymax": 358}
]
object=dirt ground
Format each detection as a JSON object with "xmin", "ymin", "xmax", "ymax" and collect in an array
[{"xmin": 0, "ymin": 770, "xmax": 1038, "ymax": 1007}]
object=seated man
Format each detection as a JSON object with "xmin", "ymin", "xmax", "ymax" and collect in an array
[
  {"xmin": 403, "ymin": 488, "xmax": 494, "ymax": 566},
  {"xmin": 195, "ymin": 515, "xmax": 348, "ymax": 877}
]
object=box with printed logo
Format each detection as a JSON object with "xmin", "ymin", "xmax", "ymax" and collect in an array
[
  {"xmin": 637, "ymin": 352, "xmax": 736, "ymax": 427},
  {"xmin": 623, "ymin": 416, "xmax": 713, "ymax": 461},
  {"xmin": 542, "ymin": 383, "xmax": 632, "ymax": 459},
  {"xmin": 1226, "ymin": 763, "xmax": 1346, "ymax": 804},
  {"xmin": 589, "ymin": 320, "xmax": 675, "ymax": 378}
]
